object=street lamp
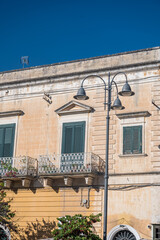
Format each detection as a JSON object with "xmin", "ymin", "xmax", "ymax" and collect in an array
[{"xmin": 74, "ymin": 72, "xmax": 134, "ymax": 240}]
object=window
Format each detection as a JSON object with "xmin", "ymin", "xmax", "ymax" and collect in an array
[
  {"xmin": 0, "ymin": 124, "xmax": 15, "ymax": 157},
  {"xmin": 117, "ymin": 111, "xmax": 150, "ymax": 157},
  {"xmin": 0, "ymin": 224, "xmax": 11, "ymax": 240},
  {"xmin": 153, "ymin": 224, "xmax": 160, "ymax": 240},
  {"xmin": 62, "ymin": 121, "xmax": 85, "ymax": 154},
  {"xmin": 113, "ymin": 230, "xmax": 136, "ymax": 240},
  {"xmin": 123, "ymin": 125, "xmax": 142, "ymax": 155},
  {"xmin": 108, "ymin": 225, "xmax": 140, "ymax": 240}
]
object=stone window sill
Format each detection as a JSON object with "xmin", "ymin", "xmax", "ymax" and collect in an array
[{"xmin": 119, "ymin": 153, "xmax": 148, "ymax": 158}]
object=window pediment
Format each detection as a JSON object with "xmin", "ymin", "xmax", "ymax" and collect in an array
[
  {"xmin": 55, "ymin": 100, "xmax": 94, "ymax": 116},
  {"xmin": 116, "ymin": 111, "xmax": 151, "ymax": 119},
  {"xmin": 0, "ymin": 110, "xmax": 24, "ymax": 118}
]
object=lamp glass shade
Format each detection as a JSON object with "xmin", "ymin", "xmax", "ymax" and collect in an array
[
  {"xmin": 118, "ymin": 82, "xmax": 135, "ymax": 96},
  {"xmin": 74, "ymin": 87, "xmax": 89, "ymax": 100},
  {"xmin": 111, "ymin": 97, "xmax": 125, "ymax": 110}
]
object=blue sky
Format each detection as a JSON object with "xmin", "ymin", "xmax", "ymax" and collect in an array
[{"xmin": 0, "ymin": 0, "xmax": 159, "ymax": 72}]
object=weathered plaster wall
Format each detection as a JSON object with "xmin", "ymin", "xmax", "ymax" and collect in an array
[{"xmin": 0, "ymin": 47, "xmax": 160, "ymax": 239}]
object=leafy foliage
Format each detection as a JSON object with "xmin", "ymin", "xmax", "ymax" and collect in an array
[
  {"xmin": 0, "ymin": 182, "xmax": 18, "ymax": 235},
  {"xmin": 1, "ymin": 162, "xmax": 18, "ymax": 177},
  {"xmin": 0, "ymin": 161, "xmax": 19, "ymax": 236},
  {"xmin": 52, "ymin": 213, "xmax": 102, "ymax": 240}
]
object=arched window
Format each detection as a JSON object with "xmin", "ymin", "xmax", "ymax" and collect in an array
[
  {"xmin": 0, "ymin": 224, "xmax": 11, "ymax": 240},
  {"xmin": 108, "ymin": 225, "xmax": 140, "ymax": 240}
]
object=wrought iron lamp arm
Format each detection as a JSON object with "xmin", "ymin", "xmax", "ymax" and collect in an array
[
  {"xmin": 81, "ymin": 74, "xmax": 107, "ymax": 88},
  {"xmin": 81, "ymin": 75, "xmax": 107, "ymax": 110},
  {"xmin": 110, "ymin": 71, "xmax": 128, "ymax": 85},
  {"xmin": 111, "ymin": 80, "xmax": 119, "ymax": 97}
]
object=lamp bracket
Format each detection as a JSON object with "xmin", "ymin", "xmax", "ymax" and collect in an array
[
  {"xmin": 105, "ymin": 102, "xmax": 112, "ymax": 106},
  {"xmin": 152, "ymin": 100, "xmax": 160, "ymax": 110}
]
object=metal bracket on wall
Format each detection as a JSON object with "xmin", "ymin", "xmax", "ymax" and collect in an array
[
  {"xmin": 80, "ymin": 187, "xmax": 91, "ymax": 209},
  {"xmin": 43, "ymin": 92, "xmax": 52, "ymax": 104},
  {"xmin": 152, "ymin": 100, "xmax": 160, "ymax": 110},
  {"xmin": 152, "ymin": 100, "xmax": 160, "ymax": 150}
]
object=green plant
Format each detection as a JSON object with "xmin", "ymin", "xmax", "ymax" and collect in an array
[
  {"xmin": 52, "ymin": 213, "xmax": 102, "ymax": 240},
  {"xmin": 0, "ymin": 182, "xmax": 18, "ymax": 233},
  {"xmin": 1, "ymin": 161, "xmax": 18, "ymax": 177}
]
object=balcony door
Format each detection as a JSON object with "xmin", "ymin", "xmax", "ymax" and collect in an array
[
  {"xmin": 62, "ymin": 121, "xmax": 85, "ymax": 154},
  {"xmin": 0, "ymin": 124, "xmax": 15, "ymax": 157},
  {"xmin": 61, "ymin": 121, "xmax": 85, "ymax": 165}
]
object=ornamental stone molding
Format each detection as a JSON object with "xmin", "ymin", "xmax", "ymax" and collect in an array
[{"xmin": 55, "ymin": 100, "xmax": 94, "ymax": 116}]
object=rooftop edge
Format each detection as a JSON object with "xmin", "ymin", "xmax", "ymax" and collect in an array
[{"xmin": 0, "ymin": 46, "xmax": 159, "ymax": 75}]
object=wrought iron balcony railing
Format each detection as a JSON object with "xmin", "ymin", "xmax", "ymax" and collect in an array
[
  {"xmin": 0, "ymin": 153, "xmax": 105, "ymax": 178},
  {"xmin": 38, "ymin": 152, "xmax": 105, "ymax": 175},
  {"xmin": 0, "ymin": 156, "xmax": 37, "ymax": 177}
]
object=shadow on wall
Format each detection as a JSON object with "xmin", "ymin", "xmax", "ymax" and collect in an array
[{"xmin": 11, "ymin": 219, "xmax": 56, "ymax": 240}]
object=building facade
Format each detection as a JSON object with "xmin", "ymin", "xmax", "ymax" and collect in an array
[{"xmin": 0, "ymin": 47, "xmax": 160, "ymax": 239}]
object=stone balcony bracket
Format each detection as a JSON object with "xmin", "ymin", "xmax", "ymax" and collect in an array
[
  {"xmin": 43, "ymin": 178, "xmax": 54, "ymax": 188},
  {"xmin": 1, "ymin": 176, "xmax": 34, "ymax": 189},
  {"xmin": 22, "ymin": 178, "xmax": 32, "ymax": 188},
  {"xmin": 3, "ymin": 179, "xmax": 12, "ymax": 188},
  {"xmin": 64, "ymin": 177, "xmax": 73, "ymax": 186},
  {"xmin": 85, "ymin": 176, "xmax": 94, "ymax": 185}
]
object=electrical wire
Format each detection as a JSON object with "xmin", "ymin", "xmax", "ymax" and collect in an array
[{"xmin": 109, "ymin": 183, "xmax": 160, "ymax": 191}]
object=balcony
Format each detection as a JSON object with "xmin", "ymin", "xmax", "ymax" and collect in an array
[
  {"xmin": 0, "ymin": 153, "xmax": 105, "ymax": 188},
  {"xmin": 0, "ymin": 156, "xmax": 37, "ymax": 188},
  {"xmin": 38, "ymin": 152, "xmax": 105, "ymax": 186},
  {"xmin": 38, "ymin": 152, "xmax": 105, "ymax": 175}
]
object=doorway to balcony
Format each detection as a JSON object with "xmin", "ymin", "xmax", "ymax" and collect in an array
[{"xmin": 61, "ymin": 121, "xmax": 86, "ymax": 172}]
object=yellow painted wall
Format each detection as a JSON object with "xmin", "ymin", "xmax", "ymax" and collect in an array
[{"xmin": 6, "ymin": 187, "xmax": 103, "ymax": 238}]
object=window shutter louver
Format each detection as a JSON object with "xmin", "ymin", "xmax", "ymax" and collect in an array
[
  {"xmin": 132, "ymin": 126, "xmax": 142, "ymax": 154},
  {"xmin": 62, "ymin": 121, "xmax": 85, "ymax": 154},
  {"xmin": 123, "ymin": 127, "xmax": 132, "ymax": 154},
  {"xmin": 62, "ymin": 126, "xmax": 73, "ymax": 154},
  {"xmin": 74, "ymin": 122, "xmax": 85, "ymax": 153},
  {"xmin": 74, "ymin": 125, "xmax": 83, "ymax": 153},
  {"xmin": 123, "ymin": 125, "xmax": 142, "ymax": 155},
  {"xmin": 0, "ymin": 128, "xmax": 4, "ymax": 157},
  {"xmin": 0, "ymin": 124, "xmax": 15, "ymax": 157}
]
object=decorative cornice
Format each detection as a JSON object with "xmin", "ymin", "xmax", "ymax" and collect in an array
[
  {"xmin": 1, "ymin": 47, "xmax": 159, "ymax": 74},
  {"xmin": 116, "ymin": 111, "xmax": 151, "ymax": 119},
  {"xmin": 55, "ymin": 100, "xmax": 94, "ymax": 116},
  {"xmin": 0, "ymin": 47, "xmax": 159, "ymax": 88},
  {"xmin": 0, "ymin": 110, "xmax": 24, "ymax": 118}
]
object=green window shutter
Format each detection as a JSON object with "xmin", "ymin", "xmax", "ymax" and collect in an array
[
  {"xmin": 62, "ymin": 125, "xmax": 73, "ymax": 154},
  {"xmin": 0, "ymin": 124, "xmax": 15, "ymax": 157},
  {"xmin": 132, "ymin": 126, "xmax": 142, "ymax": 154},
  {"xmin": 62, "ymin": 121, "xmax": 85, "ymax": 154},
  {"xmin": 73, "ymin": 122, "xmax": 85, "ymax": 153},
  {"xmin": 4, "ymin": 125, "xmax": 15, "ymax": 157},
  {"xmin": 123, "ymin": 125, "xmax": 142, "ymax": 155},
  {"xmin": 123, "ymin": 127, "xmax": 132, "ymax": 154},
  {"xmin": 0, "ymin": 128, "xmax": 4, "ymax": 157}
]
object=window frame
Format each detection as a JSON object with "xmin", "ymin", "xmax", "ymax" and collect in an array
[
  {"xmin": 123, "ymin": 125, "xmax": 142, "ymax": 155},
  {"xmin": 152, "ymin": 224, "xmax": 160, "ymax": 240},
  {"xmin": 61, "ymin": 121, "xmax": 86, "ymax": 154},
  {"xmin": 0, "ymin": 117, "xmax": 18, "ymax": 157},
  {"xmin": 119, "ymin": 116, "xmax": 146, "ymax": 156},
  {"xmin": 0, "ymin": 123, "xmax": 16, "ymax": 157},
  {"xmin": 0, "ymin": 224, "xmax": 11, "ymax": 240},
  {"xmin": 58, "ymin": 113, "xmax": 89, "ymax": 155}
]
